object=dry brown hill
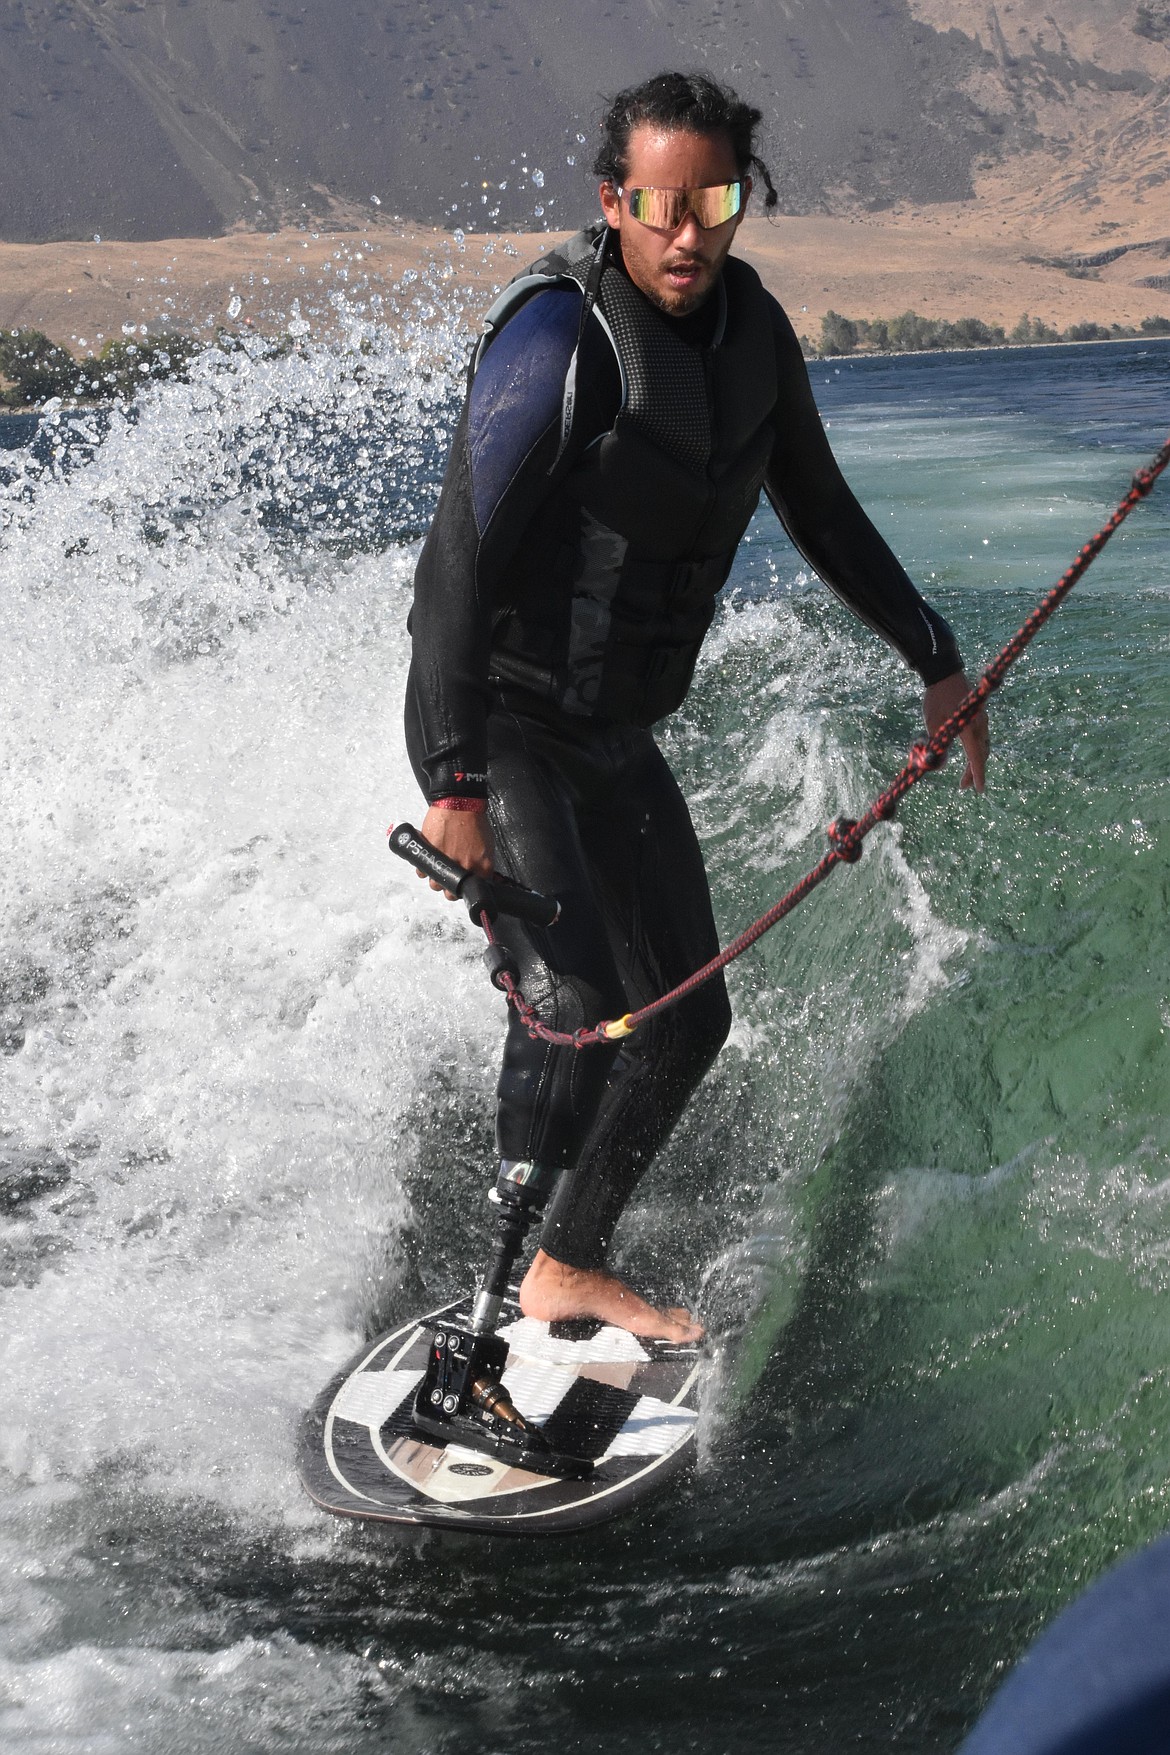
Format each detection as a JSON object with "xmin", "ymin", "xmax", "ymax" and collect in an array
[
  {"xmin": 2, "ymin": 0, "xmax": 1167, "ymax": 348},
  {"xmin": 909, "ymin": 1, "xmax": 1170, "ymax": 224},
  {"xmin": 5, "ymin": 0, "xmax": 1165, "ymax": 245}
]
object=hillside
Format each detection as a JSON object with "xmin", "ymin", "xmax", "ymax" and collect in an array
[{"xmin": 2, "ymin": 0, "xmax": 1165, "ymax": 245}]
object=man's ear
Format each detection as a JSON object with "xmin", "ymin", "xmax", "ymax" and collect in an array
[{"xmin": 599, "ymin": 181, "xmax": 622, "ymax": 230}]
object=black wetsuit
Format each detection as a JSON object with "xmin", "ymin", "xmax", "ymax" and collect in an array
[{"xmin": 406, "ymin": 230, "xmax": 961, "ymax": 1270}]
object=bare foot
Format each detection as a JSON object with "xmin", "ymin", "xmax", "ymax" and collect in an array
[{"xmin": 519, "ymin": 1250, "xmax": 704, "ymax": 1342}]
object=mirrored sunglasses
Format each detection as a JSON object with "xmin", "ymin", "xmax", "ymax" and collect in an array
[{"xmin": 620, "ymin": 181, "xmax": 744, "ymax": 231}]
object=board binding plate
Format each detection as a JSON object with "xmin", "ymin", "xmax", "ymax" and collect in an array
[{"xmin": 298, "ymin": 1294, "xmax": 703, "ymax": 1534}]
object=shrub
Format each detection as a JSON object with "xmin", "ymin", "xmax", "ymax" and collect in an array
[
  {"xmin": 820, "ymin": 310, "xmax": 858, "ymax": 355},
  {"xmin": 0, "ymin": 328, "xmax": 80, "ymax": 406},
  {"xmin": 93, "ymin": 331, "xmax": 200, "ymax": 399},
  {"xmin": 1010, "ymin": 314, "xmax": 1060, "ymax": 344}
]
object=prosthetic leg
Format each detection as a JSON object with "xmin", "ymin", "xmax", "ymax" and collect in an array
[
  {"xmin": 411, "ymin": 1161, "xmax": 594, "ymax": 1478},
  {"xmin": 388, "ymin": 828, "xmax": 589, "ymax": 1473}
]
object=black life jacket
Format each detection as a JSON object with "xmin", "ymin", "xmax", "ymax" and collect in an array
[{"xmin": 474, "ymin": 226, "xmax": 779, "ymax": 725}]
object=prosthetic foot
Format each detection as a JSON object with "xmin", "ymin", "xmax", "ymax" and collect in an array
[{"xmin": 412, "ymin": 1161, "xmax": 593, "ymax": 1479}]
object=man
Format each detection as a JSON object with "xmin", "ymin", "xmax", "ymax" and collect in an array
[{"xmin": 405, "ymin": 72, "xmax": 989, "ymax": 1344}]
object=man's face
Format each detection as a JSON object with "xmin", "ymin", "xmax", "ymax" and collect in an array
[{"xmin": 599, "ymin": 124, "xmax": 750, "ymax": 317}]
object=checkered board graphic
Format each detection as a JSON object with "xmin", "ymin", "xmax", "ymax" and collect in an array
[{"xmin": 299, "ymin": 1294, "xmax": 703, "ymax": 1533}]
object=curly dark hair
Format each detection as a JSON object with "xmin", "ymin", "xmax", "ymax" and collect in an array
[{"xmin": 592, "ymin": 71, "xmax": 778, "ymax": 211}]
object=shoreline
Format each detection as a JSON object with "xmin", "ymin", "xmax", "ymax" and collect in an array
[
  {"xmin": 2, "ymin": 196, "xmax": 1169, "ymax": 360},
  {"xmin": 4, "ymin": 331, "xmax": 1168, "ymax": 427},
  {"xmin": 817, "ymin": 330, "xmax": 1170, "ymax": 363}
]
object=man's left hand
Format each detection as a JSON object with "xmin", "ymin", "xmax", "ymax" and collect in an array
[{"xmin": 923, "ymin": 671, "xmax": 990, "ymax": 792}]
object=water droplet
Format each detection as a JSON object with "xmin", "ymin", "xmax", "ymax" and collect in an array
[
  {"xmin": 531, "ymin": 169, "xmax": 544, "ymax": 187},
  {"xmin": 453, "ymin": 228, "xmax": 466, "ymax": 247},
  {"xmin": 371, "ymin": 194, "xmax": 382, "ymax": 205},
  {"xmin": 227, "ymin": 296, "xmax": 242, "ymax": 319},
  {"xmin": 567, "ymin": 155, "xmax": 576, "ymax": 166},
  {"xmin": 534, "ymin": 204, "xmax": 545, "ymax": 218},
  {"xmin": 93, "ymin": 233, "xmax": 101, "ymax": 243},
  {"xmin": 576, "ymin": 132, "xmax": 586, "ymax": 144}
]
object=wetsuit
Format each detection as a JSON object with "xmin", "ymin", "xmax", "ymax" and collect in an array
[{"xmin": 406, "ymin": 227, "xmax": 961, "ymax": 1270}]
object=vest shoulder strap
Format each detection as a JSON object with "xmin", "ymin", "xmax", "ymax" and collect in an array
[
  {"xmin": 469, "ymin": 230, "xmax": 625, "ymax": 475},
  {"xmin": 470, "ymin": 226, "xmax": 611, "ymax": 374}
]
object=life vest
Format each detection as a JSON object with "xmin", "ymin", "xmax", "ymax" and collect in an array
[{"xmin": 475, "ymin": 226, "xmax": 779, "ymax": 725}]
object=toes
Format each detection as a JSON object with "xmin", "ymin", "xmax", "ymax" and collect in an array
[{"xmin": 662, "ymin": 1307, "xmax": 704, "ymax": 1341}]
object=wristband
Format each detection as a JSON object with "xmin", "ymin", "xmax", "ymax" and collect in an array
[{"xmin": 432, "ymin": 796, "xmax": 487, "ymax": 813}]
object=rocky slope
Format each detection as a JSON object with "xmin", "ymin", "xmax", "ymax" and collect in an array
[{"xmin": 0, "ymin": 0, "xmax": 1166, "ymax": 245}]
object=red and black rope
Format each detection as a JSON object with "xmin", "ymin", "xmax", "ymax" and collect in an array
[{"xmin": 483, "ymin": 434, "xmax": 1170, "ymax": 1049}]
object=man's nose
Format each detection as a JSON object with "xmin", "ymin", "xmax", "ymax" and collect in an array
[{"xmin": 672, "ymin": 212, "xmax": 705, "ymax": 248}]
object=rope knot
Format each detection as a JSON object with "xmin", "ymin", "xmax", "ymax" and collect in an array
[
  {"xmin": 908, "ymin": 740, "xmax": 945, "ymax": 777},
  {"xmin": 827, "ymin": 817, "xmax": 863, "ymax": 862}
]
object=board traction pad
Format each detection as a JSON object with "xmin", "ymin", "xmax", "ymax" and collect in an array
[{"xmin": 298, "ymin": 1293, "xmax": 703, "ymax": 1534}]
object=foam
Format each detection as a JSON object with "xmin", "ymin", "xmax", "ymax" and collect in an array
[{"xmin": 1, "ymin": 328, "xmax": 500, "ymax": 1524}]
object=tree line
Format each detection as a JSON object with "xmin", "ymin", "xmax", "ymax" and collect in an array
[
  {"xmin": 0, "ymin": 327, "xmax": 202, "ymax": 407},
  {"xmin": 811, "ymin": 309, "xmax": 1170, "ymax": 357},
  {"xmin": 5, "ymin": 309, "xmax": 1170, "ymax": 407}
]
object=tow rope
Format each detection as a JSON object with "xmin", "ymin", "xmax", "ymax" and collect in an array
[{"xmin": 402, "ymin": 434, "xmax": 1170, "ymax": 1049}]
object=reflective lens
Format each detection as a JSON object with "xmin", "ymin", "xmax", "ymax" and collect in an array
[{"xmin": 622, "ymin": 182, "xmax": 743, "ymax": 231}]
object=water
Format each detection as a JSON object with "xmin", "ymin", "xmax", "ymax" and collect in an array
[{"xmin": 1, "ymin": 300, "xmax": 1168, "ymax": 1751}]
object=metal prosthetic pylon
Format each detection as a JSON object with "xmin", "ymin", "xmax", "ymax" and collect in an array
[{"xmin": 411, "ymin": 1162, "xmax": 593, "ymax": 1477}]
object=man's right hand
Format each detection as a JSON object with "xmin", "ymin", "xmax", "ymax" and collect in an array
[
  {"xmin": 417, "ymin": 806, "xmax": 495, "ymax": 899},
  {"xmin": 923, "ymin": 671, "xmax": 990, "ymax": 793}
]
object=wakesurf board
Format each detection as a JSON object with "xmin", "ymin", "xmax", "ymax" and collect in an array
[{"xmin": 298, "ymin": 1291, "xmax": 703, "ymax": 1534}]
